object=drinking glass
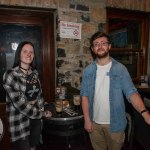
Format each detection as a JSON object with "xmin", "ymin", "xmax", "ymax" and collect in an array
[
  {"xmin": 73, "ymin": 95, "xmax": 81, "ymax": 110},
  {"xmin": 55, "ymin": 99, "xmax": 63, "ymax": 116}
]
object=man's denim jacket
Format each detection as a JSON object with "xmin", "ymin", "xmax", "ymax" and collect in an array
[{"xmin": 80, "ymin": 58, "xmax": 138, "ymax": 132}]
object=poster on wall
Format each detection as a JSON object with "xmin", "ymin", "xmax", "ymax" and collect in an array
[{"xmin": 60, "ymin": 21, "xmax": 82, "ymax": 39}]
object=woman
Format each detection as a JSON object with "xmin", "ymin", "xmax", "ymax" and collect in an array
[{"xmin": 3, "ymin": 41, "xmax": 51, "ymax": 150}]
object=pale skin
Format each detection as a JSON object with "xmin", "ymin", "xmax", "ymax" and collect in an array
[
  {"xmin": 20, "ymin": 44, "xmax": 52, "ymax": 150},
  {"xmin": 82, "ymin": 37, "xmax": 150, "ymax": 133}
]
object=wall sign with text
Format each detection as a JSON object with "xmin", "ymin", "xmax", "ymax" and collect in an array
[{"xmin": 60, "ymin": 21, "xmax": 82, "ymax": 39}]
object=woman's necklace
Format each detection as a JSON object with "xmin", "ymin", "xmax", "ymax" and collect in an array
[{"xmin": 20, "ymin": 66, "xmax": 30, "ymax": 74}]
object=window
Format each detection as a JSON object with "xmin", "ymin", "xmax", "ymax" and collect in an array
[{"xmin": 106, "ymin": 7, "xmax": 149, "ymax": 84}]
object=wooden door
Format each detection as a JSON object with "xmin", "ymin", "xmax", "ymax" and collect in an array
[{"xmin": 0, "ymin": 5, "xmax": 55, "ymax": 149}]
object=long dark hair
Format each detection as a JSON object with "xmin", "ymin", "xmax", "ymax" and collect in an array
[{"xmin": 13, "ymin": 41, "xmax": 37, "ymax": 69}]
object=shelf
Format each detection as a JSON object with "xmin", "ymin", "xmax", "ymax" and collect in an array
[{"xmin": 111, "ymin": 48, "xmax": 143, "ymax": 52}]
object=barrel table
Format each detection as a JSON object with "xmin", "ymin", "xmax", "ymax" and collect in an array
[{"xmin": 42, "ymin": 103, "xmax": 92, "ymax": 150}]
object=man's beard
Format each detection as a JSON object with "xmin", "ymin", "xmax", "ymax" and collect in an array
[{"xmin": 96, "ymin": 49, "xmax": 109, "ymax": 59}]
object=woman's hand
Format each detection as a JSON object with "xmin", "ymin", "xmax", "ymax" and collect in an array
[{"xmin": 43, "ymin": 110, "xmax": 52, "ymax": 118}]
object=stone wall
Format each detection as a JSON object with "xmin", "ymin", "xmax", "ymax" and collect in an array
[
  {"xmin": 0, "ymin": 0, "xmax": 150, "ymax": 90},
  {"xmin": 55, "ymin": 0, "xmax": 106, "ymax": 89}
]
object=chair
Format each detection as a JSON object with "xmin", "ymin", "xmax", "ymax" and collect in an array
[
  {"xmin": 0, "ymin": 118, "xmax": 4, "ymax": 142},
  {"xmin": 122, "ymin": 112, "xmax": 134, "ymax": 150}
]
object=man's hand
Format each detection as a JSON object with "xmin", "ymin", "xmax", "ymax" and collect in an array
[
  {"xmin": 84, "ymin": 119, "xmax": 93, "ymax": 133},
  {"xmin": 142, "ymin": 111, "xmax": 150, "ymax": 125}
]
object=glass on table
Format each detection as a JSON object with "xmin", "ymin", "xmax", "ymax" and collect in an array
[
  {"xmin": 73, "ymin": 95, "xmax": 81, "ymax": 110},
  {"xmin": 55, "ymin": 99, "xmax": 63, "ymax": 116}
]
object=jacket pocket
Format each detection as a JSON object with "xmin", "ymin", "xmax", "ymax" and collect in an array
[{"xmin": 111, "ymin": 75, "xmax": 122, "ymax": 88}]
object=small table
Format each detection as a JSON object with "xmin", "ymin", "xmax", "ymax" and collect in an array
[{"xmin": 42, "ymin": 103, "xmax": 88, "ymax": 150}]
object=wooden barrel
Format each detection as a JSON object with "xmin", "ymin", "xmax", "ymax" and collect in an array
[{"xmin": 42, "ymin": 108, "xmax": 91, "ymax": 150}]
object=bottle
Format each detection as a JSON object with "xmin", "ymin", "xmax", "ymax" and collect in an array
[
  {"xmin": 55, "ymin": 78, "xmax": 62, "ymax": 99},
  {"xmin": 140, "ymin": 75, "xmax": 145, "ymax": 86},
  {"xmin": 55, "ymin": 78, "xmax": 67, "ymax": 100},
  {"xmin": 144, "ymin": 75, "xmax": 148, "ymax": 87}
]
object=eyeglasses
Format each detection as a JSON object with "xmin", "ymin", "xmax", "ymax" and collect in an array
[{"xmin": 93, "ymin": 42, "xmax": 109, "ymax": 48}]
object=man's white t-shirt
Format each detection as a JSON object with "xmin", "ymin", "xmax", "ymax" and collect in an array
[{"xmin": 93, "ymin": 61, "xmax": 112, "ymax": 124}]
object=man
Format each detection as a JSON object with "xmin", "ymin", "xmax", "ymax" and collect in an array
[{"xmin": 80, "ymin": 31, "xmax": 150, "ymax": 150}]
